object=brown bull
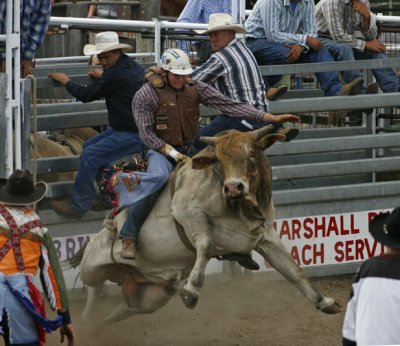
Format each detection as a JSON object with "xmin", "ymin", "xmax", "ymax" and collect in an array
[
  {"xmin": 29, "ymin": 127, "xmax": 98, "ymax": 182},
  {"xmin": 77, "ymin": 125, "xmax": 340, "ymax": 327}
]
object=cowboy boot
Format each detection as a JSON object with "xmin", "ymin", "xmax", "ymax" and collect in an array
[{"xmin": 121, "ymin": 239, "xmax": 137, "ymax": 259}]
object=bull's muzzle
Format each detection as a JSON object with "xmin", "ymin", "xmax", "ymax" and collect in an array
[{"xmin": 223, "ymin": 179, "xmax": 247, "ymax": 199}]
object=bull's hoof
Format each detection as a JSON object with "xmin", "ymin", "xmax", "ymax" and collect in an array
[
  {"xmin": 319, "ymin": 300, "xmax": 342, "ymax": 314},
  {"xmin": 180, "ymin": 290, "xmax": 198, "ymax": 309}
]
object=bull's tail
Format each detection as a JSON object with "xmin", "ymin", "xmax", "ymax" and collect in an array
[{"xmin": 69, "ymin": 238, "xmax": 90, "ymax": 268}]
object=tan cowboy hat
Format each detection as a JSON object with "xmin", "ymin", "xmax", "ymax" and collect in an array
[
  {"xmin": 369, "ymin": 207, "xmax": 400, "ymax": 249},
  {"xmin": 83, "ymin": 31, "xmax": 133, "ymax": 56},
  {"xmin": 199, "ymin": 13, "xmax": 247, "ymax": 35},
  {"xmin": 0, "ymin": 170, "xmax": 48, "ymax": 206}
]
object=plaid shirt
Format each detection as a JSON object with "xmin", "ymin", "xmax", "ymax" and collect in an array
[
  {"xmin": 192, "ymin": 39, "xmax": 269, "ymax": 112},
  {"xmin": 0, "ymin": 0, "xmax": 52, "ymax": 60},
  {"xmin": 315, "ymin": 0, "xmax": 377, "ymax": 52},
  {"xmin": 245, "ymin": 0, "xmax": 318, "ymax": 47},
  {"xmin": 132, "ymin": 80, "xmax": 265, "ymax": 150}
]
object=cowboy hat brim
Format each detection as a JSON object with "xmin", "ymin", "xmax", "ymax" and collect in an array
[
  {"xmin": 0, "ymin": 179, "xmax": 48, "ymax": 206},
  {"xmin": 369, "ymin": 212, "xmax": 400, "ymax": 249},
  {"xmin": 204, "ymin": 24, "xmax": 247, "ymax": 34},
  {"xmin": 83, "ymin": 43, "xmax": 134, "ymax": 56}
]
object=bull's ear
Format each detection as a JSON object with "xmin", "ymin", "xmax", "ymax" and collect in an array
[
  {"xmin": 258, "ymin": 134, "xmax": 286, "ymax": 150},
  {"xmin": 192, "ymin": 152, "xmax": 217, "ymax": 170}
]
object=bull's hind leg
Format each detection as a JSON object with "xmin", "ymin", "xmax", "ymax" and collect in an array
[
  {"xmin": 81, "ymin": 285, "xmax": 104, "ymax": 321},
  {"xmin": 256, "ymin": 227, "xmax": 341, "ymax": 314},
  {"xmin": 103, "ymin": 283, "xmax": 175, "ymax": 325}
]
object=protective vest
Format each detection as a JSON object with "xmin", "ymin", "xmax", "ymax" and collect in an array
[
  {"xmin": 148, "ymin": 72, "xmax": 200, "ymax": 146},
  {"xmin": 0, "ymin": 207, "xmax": 42, "ymax": 272}
]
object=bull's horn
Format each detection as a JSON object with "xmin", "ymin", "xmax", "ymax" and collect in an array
[
  {"xmin": 252, "ymin": 125, "xmax": 275, "ymax": 141},
  {"xmin": 199, "ymin": 136, "xmax": 220, "ymax": 147}
]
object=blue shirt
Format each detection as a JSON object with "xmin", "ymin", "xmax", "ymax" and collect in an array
[
  {"xmin": 176, "ymin": 0, "xmax": 232, "ymax": 24},
  {"xmin": 192, "ymin": 39, "xmax": 269, "ymax": 112},
  {"xmin": 0, "ymin": 0, "xmax": 52, "ymax": 60},
  {"xmin": 245, "ymin": 0, "xmax": 318, "ymax": 47},
  {"xmin": 176, "ymin": 0, "xmax": 232, "ymax": 52}
]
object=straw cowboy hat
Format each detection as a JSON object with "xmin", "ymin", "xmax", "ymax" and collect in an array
[
  {"xmin": 0, "ymin": 170, "xmax": 48, "ymax": 205},
  {"xmin": 369, "ymin": 207, "xmax": 400, "ymax": 249},
  {"xmin": 200, "ymin": 13, "xmax": 247, "ymax": 34},
  {"xmin": 83, "ymin": 31, "xmax": 133, "ymax": 56}
]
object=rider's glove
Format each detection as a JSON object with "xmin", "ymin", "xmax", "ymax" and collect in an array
[{"xmin": 161, "ymin": 144, "xmax": 190, "ymax": 163}]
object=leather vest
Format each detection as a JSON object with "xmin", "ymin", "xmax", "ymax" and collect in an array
[{"xmin": 150, "ymin": 74, "xmax": 200, "ymax": 147}]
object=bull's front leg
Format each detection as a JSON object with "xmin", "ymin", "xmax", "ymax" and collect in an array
[
  {"xmin": 175, "ymin": 211, "xmax": 213, "ymax": 309},
  {"xmin": 255, "ymin": 226, "xmax": 342, "ymax": 314}
]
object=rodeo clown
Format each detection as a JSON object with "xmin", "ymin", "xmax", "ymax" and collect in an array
[
  {"xmin": 118, "ymin": 48, "xmax": 299, "ymax": 267},
  {"xmin": 0, "ymin": 170, "xmax": 74, "ymax": 346}
]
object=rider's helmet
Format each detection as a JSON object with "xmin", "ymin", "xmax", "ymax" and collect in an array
[{"xmin": 160, "ymin": 49, "xmax": 193, "ymax": 75}]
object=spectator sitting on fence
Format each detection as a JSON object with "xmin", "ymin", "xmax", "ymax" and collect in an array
[
  {"xmin": 176, "ymin": 0, "xmax": 288, "ymax": 100},
  {"xmin": 48, "ymin": 31, "xmax": 146, "ymax": 218},
  {"xmin": 245, "ymin": 0, "xmax": 364, "ymax": 98},
  {"xmin": 342, "ymin": 206, "xmax": 400, "ymax": 346},
  {"xmin": 117, "ymin": 48, "xmax": 300, "ymax": 262},
  {"xmin": 315, "ymin": 0, "xmax": 400, "ymax": 126},
  {"xmin": 191, "ymin": 13, "xmax": 299, "ymax": 151},
  {"xmin": 0, "ymin": 0, "xmax": 52, "ymax": 77}
]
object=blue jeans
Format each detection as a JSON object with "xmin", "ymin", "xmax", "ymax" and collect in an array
[
  {"xmin": 0, "ymin": 274, "xmax": 37, "ymax": 345},
  {"xmin": 70, "ymin": 128, "xmax": 147, "ymax": 214},
  {"xmin": 246, "ymin": 38, "xmax": 344, "ymax": 96},
  {"xmin": 193, "ymin": 114, "xmax": 272, "ymax": 151},
  {"xmin": 319, "ymin": 38, "xmax": 400, "ymax": 93},
  {"xmin": 119, "ymin": 150, "xmax": 173, "ymax": 241}
]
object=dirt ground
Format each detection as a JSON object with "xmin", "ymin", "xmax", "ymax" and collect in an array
[{"xmin": 47, "ymin": 271, "xmax": 354, "ymax": 346}]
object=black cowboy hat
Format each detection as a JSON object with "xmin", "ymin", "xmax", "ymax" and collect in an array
[
  {"xmin": 0, "ymin": 170, "xmax": 47, "ymax": 206},
  {"xmin": 369, "ymin": 207, "xmax": 400, "ymax": 249}
]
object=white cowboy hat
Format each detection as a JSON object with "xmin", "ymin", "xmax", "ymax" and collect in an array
[
  {"xmin": 198, "ymin": 13, "xmax": 247, "ymax": 35},
  {"xmin": 83, "ymin": 31, "xmax": 133, "ymax": 56}
]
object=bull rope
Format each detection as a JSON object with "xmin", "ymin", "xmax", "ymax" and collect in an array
[
  {"xmin": 25, "ymin": 75, "xmax": 38, "ymax": 184},
  {"xmin": 25, "ymin": 75, "xmax": 39, "ymax": 213}
]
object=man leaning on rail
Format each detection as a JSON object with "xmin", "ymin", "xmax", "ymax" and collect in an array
[{"xmin": 48, "ymin": 31, "xmax": 146, "ymax": 218}]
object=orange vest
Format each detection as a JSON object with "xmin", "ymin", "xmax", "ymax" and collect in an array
[{"xmin": 0, "ymin": 207, "xmax": 42, "ymax": 275}]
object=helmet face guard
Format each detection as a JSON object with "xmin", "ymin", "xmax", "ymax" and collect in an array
[{"xmin": 160, "ymin": 49, "xmax": 193, "ymax": 75}]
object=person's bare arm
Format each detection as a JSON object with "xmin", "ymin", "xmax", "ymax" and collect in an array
[
  {"xmin": 285, "ymin": 45, "xmax": 303, "ymax": 63},
  {"xmin": 352, "ymin": 0, "xmax": 371, "ymax": 28},
  {"xmin": 306, "ymin": 36, "xmax": 323, "ymax": 51},
  {"xmin": 21, "ymin": 59, "xmax": 33, "ymax": 77},
  {"xmin": 48, "ymin": 72, "xmax": 71, "ymax": 85},
  {"xmin": 364, "ymin": 39, "xmax": 386, "ymax": 53}
]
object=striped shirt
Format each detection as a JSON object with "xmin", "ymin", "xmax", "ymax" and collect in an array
[
  {"xmin": 0, "ymin": 0, "xmax": 52, "ymax": 60},
  {"xmin": 315, "ymin": 0, "xmax": 377, "ymax": 52},
  {"xmin": 132, "ymin": 80, "xmax": 265, "ymax": 150},
  {"xmin": 192, "ymin": 39, "xmax": 269, "ymax": 112},
  {"xmin": 342, "ymin": 254, "xmax": 400, "ymax": 346},
  {"xmin": 245, "ymin": 0, "xmax": 318, "ymax": 46}
]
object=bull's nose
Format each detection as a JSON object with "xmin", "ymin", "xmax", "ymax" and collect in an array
[{"xmin": 224, "ymin": 182, "xmax": 245, "ymax": 199}]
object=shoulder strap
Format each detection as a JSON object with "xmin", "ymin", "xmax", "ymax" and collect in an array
[{"xmin": 0, "ymin": 207, "xmax": 42, "ymax": 271}]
